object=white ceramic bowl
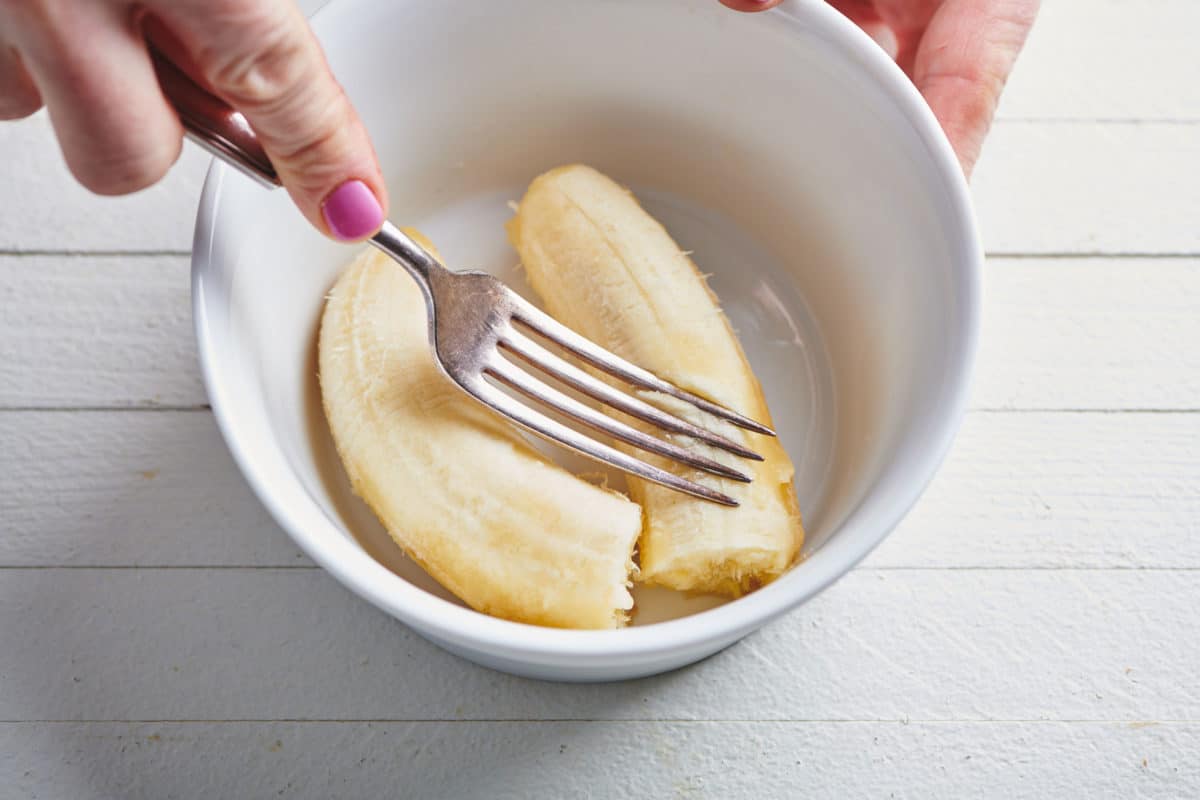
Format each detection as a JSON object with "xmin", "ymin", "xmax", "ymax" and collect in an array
[{"xmin": 193, "ymin": 0, "xmax": 980, "ymax": 681}]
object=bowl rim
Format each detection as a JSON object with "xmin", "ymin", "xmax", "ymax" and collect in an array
[{"xmin": 192, "ymin": 0, "xmax": 982, "ymax": 664}]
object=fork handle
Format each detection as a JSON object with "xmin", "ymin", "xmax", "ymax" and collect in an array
[{"xmin": 150, "ymin": 50, "xmax": 281, "ymax": 188}]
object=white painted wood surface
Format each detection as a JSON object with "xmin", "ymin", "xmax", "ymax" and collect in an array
[{"xmin": 3, "ymin": 1, "xmax": 1199, "ymax": 798}]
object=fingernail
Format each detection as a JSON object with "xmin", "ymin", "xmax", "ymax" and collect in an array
[{"xmin": 321, "ymin": 179, "xmax": 384, "ymax": 241}]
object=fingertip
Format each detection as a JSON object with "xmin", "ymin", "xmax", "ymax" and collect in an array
[
  {"xmin": 266, "ymin": 105, "xmax": 387, "ymax": 241},
  {"xmin": 321, "ymin": 178, "xmax": 384, "ymax": 242}
]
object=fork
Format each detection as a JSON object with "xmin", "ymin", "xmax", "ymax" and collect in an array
[{"xmin": 153, "ymin": 53, "xmax": 774, "ymax": 506}]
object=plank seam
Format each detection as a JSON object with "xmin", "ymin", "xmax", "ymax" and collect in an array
[
  {"xmin": 0, "ymin": 250, "xmax": 191, "ymax": 257},
  {"xmin": 0, "ymin": 406, "xmax": 212, "ymax": 413},
  {"xmin": 971, "ymin": 408, "xmax": 1200, "ymax": 414},
  {"xmin": 994, "ymin": 118, "xmax": 1200, "ymax": 126},
  {"xmin": 985, "ymin": 252, "xmax": 1200, "ymax": 259},
  {"xmin": 1, "ymin": 718, "xmax": 1195, "ymax": 725}
]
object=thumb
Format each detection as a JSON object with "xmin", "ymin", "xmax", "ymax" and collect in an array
[
  {"xmin": 150, "ymin": 0, "xmax": 386, "ymax": 240},
  {"xmin": 911, "ymin": 0, "xmax": 1038, "ymax": 177}
]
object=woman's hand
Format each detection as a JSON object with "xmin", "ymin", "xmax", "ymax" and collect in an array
[
  {"xmin": 721, "ymin": 0, "xmax": 1040, "ymax": 177},
  {"xmin": 0, "ymin": 0, "xmax": 386, "ymax": 240}
]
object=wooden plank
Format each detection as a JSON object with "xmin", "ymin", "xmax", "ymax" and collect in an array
[
  {"xmin": 5, "ymin": 255, "xmax": 1200, "ymax": 411},
  {"xmin": 1, "ymin": 568, "xmax": 1196, "ymax": 722},
  {"xmin": 997, "ymin": 0, "xmax": 1200, "ymax": 122},
  {"xmin": 0, "ymin": 255, "xmax": 201, "ymax": 408},
  {"xmin": 3, "ymin": 721, "xmax": 1197, "ymax": 799},
  {"xmin": 867, "ymin": 411, "xmax": 1200, "ymax": 569},
  {"xmin": 0, "ymin": 113, "xmax": 208, "ymax": 254},
  {"xmin": 0, "ymin": 412, "xmax": 303, "ymax": 567},
  {"xmin": 976, "ymin": 259, "xmax": 1200, "ymax": 410},
  {"xmin": 973, "ymin": 122, "xmax": 1200, "ymax": 255},
  {"xmin": 3, "ymin": 410, "xmax": 1196, "ymax": 569}
]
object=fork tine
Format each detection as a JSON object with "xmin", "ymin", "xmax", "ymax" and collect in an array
[
  {"xmin": 498, "ymin": 329, "xmax": 765, "ymax": 462},
  {"xmin": 507, "ymin": 295, "xmax": 776, "ymax": 437},
  {"xmin": 464, "ymin": 379, "xmax": 739, "ymax": 506},
  {"xmin": 485, "ymin": 357, "xmax": 751, "ymax": 483}
]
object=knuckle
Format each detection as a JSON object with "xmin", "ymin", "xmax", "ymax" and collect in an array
[
  {"xmin": 275, "ymin": 103, "xmax": 360, "ymax": 195},
  {"xmin": 275, "ymin": 94, "xmax": 348, "ymax": 165},
  {"xmin": 201, "ymin": 11, "xmax": 308, "ymax": 109},
  {"xmin": 71, "ymin": 135, "xmax": 180, "ymax": 196}
]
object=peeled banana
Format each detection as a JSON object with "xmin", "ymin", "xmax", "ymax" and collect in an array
[
  {"xmin": 508, "ymin": 165, "xmax": 803, "ymax": 597},
  {"xmin": 318, "ymin": 233, "xmax": 642, "ymax": 629}
]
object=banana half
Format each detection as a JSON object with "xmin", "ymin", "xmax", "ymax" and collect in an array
[
  {"xmin": 318, "ymin": 234, "xmax": 641, "ymax": 629},
  {"xmin": 508, "ymin": 165, "xmax": 804, "ymax": 597}
]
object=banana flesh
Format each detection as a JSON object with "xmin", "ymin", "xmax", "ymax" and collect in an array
[
  {"xmin": 508, "ymin": 166, "xmax": 803, "ymax": 596},
  {"xmin": 318, "ymin": 233, "xmax": 642, "ymax": 628}
]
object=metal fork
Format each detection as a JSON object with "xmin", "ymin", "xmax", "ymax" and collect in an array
[{"xmin": 153, "ymin": 53, "xmax": 774, "ymax": 506}]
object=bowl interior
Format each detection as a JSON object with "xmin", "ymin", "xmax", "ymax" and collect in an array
[{"xmin": 196, "ymin": 0, "xmax": 977, "ymax": 638}]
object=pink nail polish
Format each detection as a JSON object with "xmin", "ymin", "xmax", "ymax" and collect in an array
[{"xmin": 321, "ymin": 180, "xmax": 383, "ymax": 241}]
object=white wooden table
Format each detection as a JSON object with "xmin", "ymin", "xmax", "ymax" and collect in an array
[{"xmin": 3, "ymin": 2, "xmax": 1198, "ymax": 797}]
